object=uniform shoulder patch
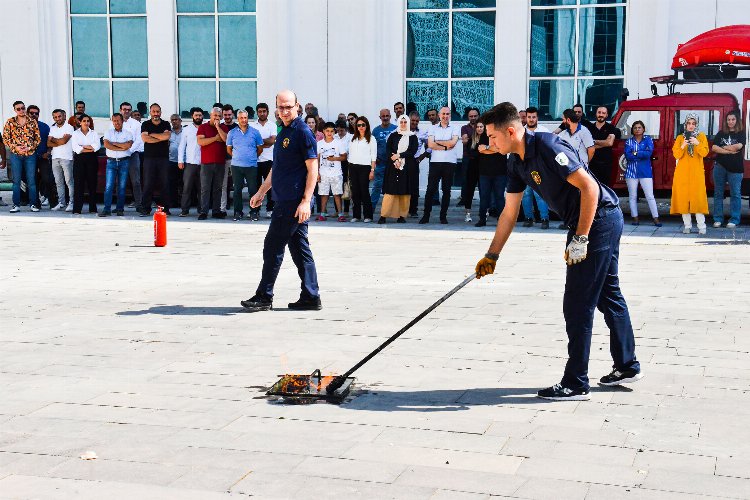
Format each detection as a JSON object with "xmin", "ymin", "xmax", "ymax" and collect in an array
[{"xmin": 555, "ymin": 152, "xmax": 569, "ymax": 166}]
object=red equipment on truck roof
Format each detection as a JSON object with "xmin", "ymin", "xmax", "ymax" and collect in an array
[{"xmin": 672, "ymin": 25, "xmax": 750, "ymax": 69}]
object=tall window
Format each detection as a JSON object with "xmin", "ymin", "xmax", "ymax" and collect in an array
[
  {"xmin": 176, "ymin": 0, "xmax": 257, "ymax": 117},
  {"xmin": 69, "ymin": 0, "xmax": 149, "ymax": 117},
  {"xmin": 406, "ymin": 0, "xmax": 496, "ymax": 120},
  {"xmin": 529, "ymin": 0, "xmax": 626, "ymax": 121}
]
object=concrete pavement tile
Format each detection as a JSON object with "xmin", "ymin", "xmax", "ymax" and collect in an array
[
  {"xmin": 512, "ymin": 477, "xmax": 590, "ymax": 499},
  {"xmin": 45, "ymin": 457, "xmax": 189, "ymax": 486},
  {"xmin": 715, "ymin": 457, "xmax": 750, "ymax": 479},
  {"xmin": 515, "ymin": 457, "xmax": 645, "ymax": 487},
  {"xmin": 632, "ymin": 450, "xmax": 716, "ymax": 475},
  {"xmin": 393, "ymin": 465, "xmax": 527, "ymax": 496},
  {"xmin": 374, "ymin": 427, "xmax": 507, "ymax": 454},
  {"xmin": 640, "ymin": 468, "xmax": 750, "ymax": 498},
  {"xmin": 585, "ymin": 483, "xmax": 727, "ymax": 500},
  {"xmin": 430, "ymin": 490, "xmax": 490, "ymax": 499},
  {"xmin": 293, "ymin": 455, "xmax": 408, "ymax": 483},
  {"xmin": 526, "ymin": 425, "xmax": 629, "ymax": 447}
]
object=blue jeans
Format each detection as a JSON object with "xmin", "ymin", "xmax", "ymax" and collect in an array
[
  {"xmin": 370, "ymin": 161, "xmax": 387, "ymax": 208},
  {"xmin": 562, "ymin": 207, "xmax": 640, "ymax": 391},
  {"xmin": 9, "ymin": 153, "xmax": 38, "ymax": 207},
  {"xmin": 104, "ymin": 157, "xmax": 130, "ymax": 213},
  {"xmin": 478, "ymin": 175, "xmax": 507, "ymax": 220},
  {"xmin": 712, "ymin": 164, "xmax": 742, "ymax": 225},
  {"xmin": 256, "ymin": 200, "xmax": 319, "ymax": 300},
  {"xmin": 522, "ymin": 186, "xmax": 548, "ymax": 220}
]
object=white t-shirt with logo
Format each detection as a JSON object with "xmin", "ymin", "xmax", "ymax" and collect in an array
[
  {"xmin": 317, "ymin": 138, "xmax": 344, "ymax": 178},
  {"xmin": 49, "ymin": 123, "xmax": 75, "ymax": 160},
  {"xmin": 250, "ymin": 120, "xmax": 276, "ymax": 162}
]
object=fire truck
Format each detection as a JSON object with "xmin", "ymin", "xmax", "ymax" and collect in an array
[{"xmin": 610, "ymin": 25, "xmax": 750, "ymax": 194}]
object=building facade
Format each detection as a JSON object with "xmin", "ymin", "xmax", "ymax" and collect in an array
[{"xmin": 1, "ymin": 0, "xmax": 749, "ymax": 127}]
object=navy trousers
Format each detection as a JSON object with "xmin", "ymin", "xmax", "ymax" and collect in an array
[
  {"xmin": 561, "ymin": 206, "xmax": 640, "ymax": 391},
  {"xmin": 256, "ymin": 200, "xmax": 320, "ymax": 300}
]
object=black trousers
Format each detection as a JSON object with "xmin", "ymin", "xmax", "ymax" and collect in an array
[
  {"xmin": 200, "ymin": 162, "xmax": 225, "ymax": 215},
  {"xmin": 169, "ymin": 161, "xmax": 182, "ymax": 209},
  {"xmin": 461, "ymin": 160, "xmax": 479, "ymax": 210},
  {"xmin": 408, "ymin": 160, "xmax": 420, "ymax": 215},
  {"xmin": 423, "ymin": 161, "xmax": 455, "ymax": 219},
  {"xmin": 349, "ymin": 163, "xmax": 373, "ymax": 220},
  {"xmin": 37, "ymin": 157, "xmax": 58, "ymax": 207},
  {"xmin": 341, "ymin": 160, "xmax": 350, "ymax": 213},
  {"xmin": 73, "ymin": 152, "xmax": 98, "ymax": 213},
  {"xmin": 257, "ymin": 160, "xmax": 274, "ymax": 211},
  {"xmin": 141, "ymin": 157, "xmax": 171, "ymax": 212},
  {"xmin": 181, "ymin": 163, "xmax": 201, "ymax": 212}
]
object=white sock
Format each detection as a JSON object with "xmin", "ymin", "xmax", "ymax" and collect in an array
[
  {"xmin": 682, "ymin": 214, "xmax": 692, "ymax": 227},
  {"xmin": 695, "ymin": 213, "xmax": 706, "ymax": 228}
]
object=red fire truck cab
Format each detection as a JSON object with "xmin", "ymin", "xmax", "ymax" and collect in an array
[{"xmin": 610, "ymin": 25, "xmax": 750, "ymax": 194}]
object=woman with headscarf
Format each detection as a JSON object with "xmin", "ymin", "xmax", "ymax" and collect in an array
[
  {"xmin": 671, "ymin": 113, "xmax": 709, "ymax": 234},
  {"xmin": 379, "ymin": 114, "xmax": 417, "ymax": 224}
]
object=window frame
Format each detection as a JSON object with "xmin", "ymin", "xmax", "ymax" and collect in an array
[
  {"xmin": 528, "ymin": 0, "xmax": 628, "ymax": 120},
  {"xmin": 174, "ymin": 0, "xmax": 257, "ymax": 114},
  {"xmin": 68, "ymin": 0, "xmax": 148, "ymax": 117},
  {"xmin": 404, "ymin": 1, "xmax": 497, "ymax": 120}
]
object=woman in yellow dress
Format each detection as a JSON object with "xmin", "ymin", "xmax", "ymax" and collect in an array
[{"xmin": 671, "ymin": 113, "xmax": 709, "ymax": 234}]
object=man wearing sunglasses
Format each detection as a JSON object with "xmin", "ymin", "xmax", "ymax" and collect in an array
[{"xmin": 2, "ymin": 101, "xmax": 41, "ymax": 213}]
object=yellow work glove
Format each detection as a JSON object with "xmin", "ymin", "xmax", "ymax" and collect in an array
[{"xmin": 475, "ymin": 253, "xmax": 498, "ymax": 279}]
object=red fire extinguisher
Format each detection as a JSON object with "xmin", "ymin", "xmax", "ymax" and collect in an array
[{"xmin": 154, "ymin": 206, "xmax": 167, "ymax": 247}]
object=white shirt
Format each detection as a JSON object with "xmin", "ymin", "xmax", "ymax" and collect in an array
[
  {"xmin": 122, "ymin": 117, "xmax": 144, "ymax": 153},
  {"xmin": 336, "ymin": 132, "xmax": 353, "ymax": 154},
  {"xmin": 250, "ymin": 120, "xmax": 276, "ymax": 162},
  {"xmin": 71, "ymin": 129, "xmax": 100, "ymax": 154},
  {"xmin": 559, "ymin": 125, "xmax": 595, "ymax": 166},
  {"xmin": 178, "ymin": 123, "xmax": 201, "ymax": 165},
  {"xmin": 413, "ymin": 128, "xmax": 428, "ymax": 158},
  {"xmin": 347, "ymin": 137, "xmax": 377, "ymax": 165},
  {"xmin": 48, "ymin": 123, "xmax": 75, "ymax": 160},
  {"xmin": 103, "ymin": 128, "xmax": 134, "ymax": 159},
  {"xmin": 317, "ymin": 138, "xmax": 344, "ymax": 177},
  {"xmin": 526, "ymin": 124, "xmax": 551, "ymax": 133},
  {"xmin": 428, "ymin": 122, "xmax": 460, "ymax": 163}
]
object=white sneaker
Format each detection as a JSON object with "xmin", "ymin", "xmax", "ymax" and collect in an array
[
  {"xmin": 30, "ymin": 205, "xmax": 40, "ymax": 212},
  {"xmin": 682, "ymin": 226, "xmax": 691, "ymax": 234},
  {"xmin": 350, "ymin": 217, "xmax": 359, "ymax": 222},
  {"xmin": 65, "ymin": 202, "xmax": 74, "ymax": 212},
  {"xmin": 698, "ymin": 226, "xmax": 706, "ymax": 235},
  {"xmin": 40, "ymin": 196, "xmax": 49, "ymax": 207},
  {"xmin": 9, "ymin": 204, "xmax": 20, "ymax": 213},
  {"xmin": 363, "ymin": 218, "xmax": 372, "ymax": 223},
  {"xmin": 726, "ymin": 222, "xmax": 737, "ymax": 229},
  {"xmin": 712, "ymin": 221, "xmax": 722, "ymax": 228},
  {"xmin": 464, "ymin": 213, "xmax": 472, "ymax": 223},
  {"xmin": 52, "ymin": 203, "xmax": 65, "ymax": 211}
]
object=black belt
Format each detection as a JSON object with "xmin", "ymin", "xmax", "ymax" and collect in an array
[{"xmin": 109, "ymin": 156, "xmax": 131, "ymax": 162}]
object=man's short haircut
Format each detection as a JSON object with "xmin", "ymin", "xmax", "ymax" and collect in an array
[
  {"xmin": 112, "ymin": 113, "xmax": 123, "ymax": 120},
  {"xmin": 52, "ymin": 108, "xmax": 65, "ymax": 115},
  {"xmin": 335, "ymin": 119, "xmax": 347, "ymax": 129},
  {"xmin": 245, "ymin": 106, "xmax": 255, "ymax": 118},
  {"xmin": 562, "ymin": 108, "xmax": 580, "ymax": 123},
  {"xmin": 75, "ymin": 100, "xmax": 85, "ymax": 107},
  {"xmin": 525, "ymin": 106, "xmax": 539, "ymax": 114},
  {"xmin": 27, "ymin": 105, "xmax": 40, "ymax": 113},
  {"xmin": 189, "ymin": 107, "xmax": 203, "ymax": 115},
  {"xmin": 119, "ymin": 101, "xmax": 132, "ymax": 109},
  {"xmin": 170, "ymin": 113, "xmax": 180, "ymax": 120},
  {"xmin": 573, "ymin": 103, "xmax": 584, "ymax": 111},
  {"xmin": 211, "ymin": 106, "xmax": 222, "ymax": 115},
  {"xmin": 213, "ymin": 102, "xmax": 223, "ymax": 108},
  {"xmin": 149, "ymin": 102, "xmax": 161, "ymax": 110},
  {"xmin": 323, "ymin": 121, "xmax": 335, "ymax": 130},
  {"xmin": 13, "ymin": 100, "xmax": 24, "ymax": 108},
  {"xmin": 479, "ymin": 102, "xmax": 521, "ymax": 129},
  {"xmin": 256, "ymin": 102, "xmax": 269, "ymax": 111},
  {"xmin": 236, "ymin": 109, "xmax": 248, "ymax": 118},
  {"xmin": 310, "ymin": 106, "xmax": 319, "ymax": 117},
  {"xmin": 222, "ymin": 104, "xmax": 234, "ymax": 112},
  {"xmin": 467, "ymin": 107, "xmax": 480, "ymax": 115},
  {"xmin": 394, "ymin": 101, "xmax": 405, "ymax": 108},
  {"xmin": 409, "ymin": 110, "xmax": 421, "ymax": 119},
  {"xmin": 596, "ymin": 105, "xmax": 608, "ymax": 113}
]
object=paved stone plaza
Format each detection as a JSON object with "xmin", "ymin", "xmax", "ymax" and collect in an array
[{"xmin": 1, "ymin": 205, "xmax": 749, "ymax": 499}]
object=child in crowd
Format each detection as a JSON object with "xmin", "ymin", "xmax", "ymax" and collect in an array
[{"xmin": 316, "ymin": 122, "xmax": 348, "ymax": 221}]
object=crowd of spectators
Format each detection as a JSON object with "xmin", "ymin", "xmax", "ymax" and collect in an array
[{"xmin": 1, "ymin": 97, "xmax": 745, "ymax": 232}]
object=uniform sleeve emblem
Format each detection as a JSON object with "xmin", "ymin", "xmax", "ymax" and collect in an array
[
  {"xmin": 282, "ymin": 137, "xmax": 290, "ymax": 148},
  {"xmin": 555, "ymin": 152, "xmax": 568, "ymax": 166},
  {"xmin": 531, "ymin": 170, "xmax": 542, "ymax": 185}
]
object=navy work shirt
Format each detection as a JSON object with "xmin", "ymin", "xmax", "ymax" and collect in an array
[
  {"xmin": 271, "ymin": 116, "xmax": 317, "ymax": 202},
  {"xmin": 506, "ymin": 132, "xmax": 619, "ymax": 227}
]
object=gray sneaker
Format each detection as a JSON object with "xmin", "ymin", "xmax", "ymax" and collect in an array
[{"xmin": 9, "ymin": 204, "xmax": 20, "ymax": 213}]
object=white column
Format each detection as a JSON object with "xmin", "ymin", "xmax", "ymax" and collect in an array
[{"xmin": 146, "ymin": 0, "xmax": 177, "ymax": 115}]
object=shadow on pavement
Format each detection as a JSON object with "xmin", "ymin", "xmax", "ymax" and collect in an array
[
  {"xmin": 338, "ymin": 385, "xmax": 631, "ymax": 411},
  {"xmin": 117, "ymin": 305, "xmax": 243, "ymax": 316}
]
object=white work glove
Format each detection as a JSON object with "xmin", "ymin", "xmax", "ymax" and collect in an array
[{"xmin": 564, "ymin": 235, "xmax": 589, "ymax": 266}]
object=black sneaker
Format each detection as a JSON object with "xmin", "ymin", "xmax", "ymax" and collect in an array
[
  {"xmin": 599, "ymin": 368, "xmax": 643, "ymax": 386},
  {"xmin": 541, "ymin": 219, "xmax": 549, "ymax": 230},
  {"xmin": 240, "ymin": 294, "xmax": 273, "ymax": 311},
  {"xmin": 537, "ymin": 384, "xmax": 590, "ymax": 401},
  {"xmin": 475, "ymin": 219, "xmax": 486, "ymax": 227},
  {"xmin": 139, "ymin": 210, "xmax": 150, "ymax": 217},
  {"xmin": 419, "ymin": 216, "xmax": 429, "ymax": 225},
  {"xmin": 179, "ymin": 210, "xmax": 188, "ymax": 217},
  {"xmin": 116, "ymin": 210, "xmax": 124, "ymax": 216},
  {"xmin": 288, "ymin": 296, "xmax": 322, "ymax": 311},
  {"xmin": 251, "ymin": 212, "xmax": 260, "ymax": 221},
  {"xmin": 98, "ymin": 211, "xmax": 111, "ymax": 217},
  {"xmin": 212, "ymin": 212, "xmax": 226, "ymax": 219},
  {"xmin": 198, "ymin": 213, "xmax": 208, "ymax": 220},
  {"xmin": 440, "ymin": 217, "xmax": 448, "ymax": 224},
  {"xmin": 488, "ymin": 208, "xmax": 500, "ymax": 218},
  {"xmin": 523, "ymin": 218, "xmax": 533, "ymax": 227},
  {"xmin": 233, "ymin": 212, "xmax": 244, "ymax": 221},
  {"xmin": 396, "ymin": 217, "xmax": 406, "ymax": 223},
  {"xmin": 377, "ymin": 217, "xmax": 386, "ymax": 224}
]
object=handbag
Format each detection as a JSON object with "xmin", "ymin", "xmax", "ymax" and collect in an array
[{"xmin": 342, "ymin": 179, "xmax": 351, "ymax": 200}]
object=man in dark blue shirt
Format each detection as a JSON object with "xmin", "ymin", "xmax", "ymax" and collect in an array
[
  {"xmin": 370, "ymin": 109, "xmax": 396, "ymax": 208},
  {"xmin": 27, "ymin": 105, "xmax": 54, "ymax": 207},
  {"xmin": 242, "ymin": 90, "xmax": 321, "ymax": 312},
  {"xmin": 475, "ymin": 102, "xmax": 641, "ymax": 401}
]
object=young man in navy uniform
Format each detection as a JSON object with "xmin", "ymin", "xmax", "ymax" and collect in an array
[
  {"xmin": 475, "ymin": 103, "xmax": 641, "ymax": 401},
  {"xmin": 241, "ymin": 90, "xmax": 322, "ymax": 312}
]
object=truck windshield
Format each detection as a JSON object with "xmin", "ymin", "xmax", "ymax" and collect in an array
[{"xmin": 616, "ymin": 110, "xmax": 660, "ymax": 139}]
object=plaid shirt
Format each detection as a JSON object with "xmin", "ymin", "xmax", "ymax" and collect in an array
[{"xmin": 2, "ymin": 116, "xmax": 41, "ymax": 156}]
